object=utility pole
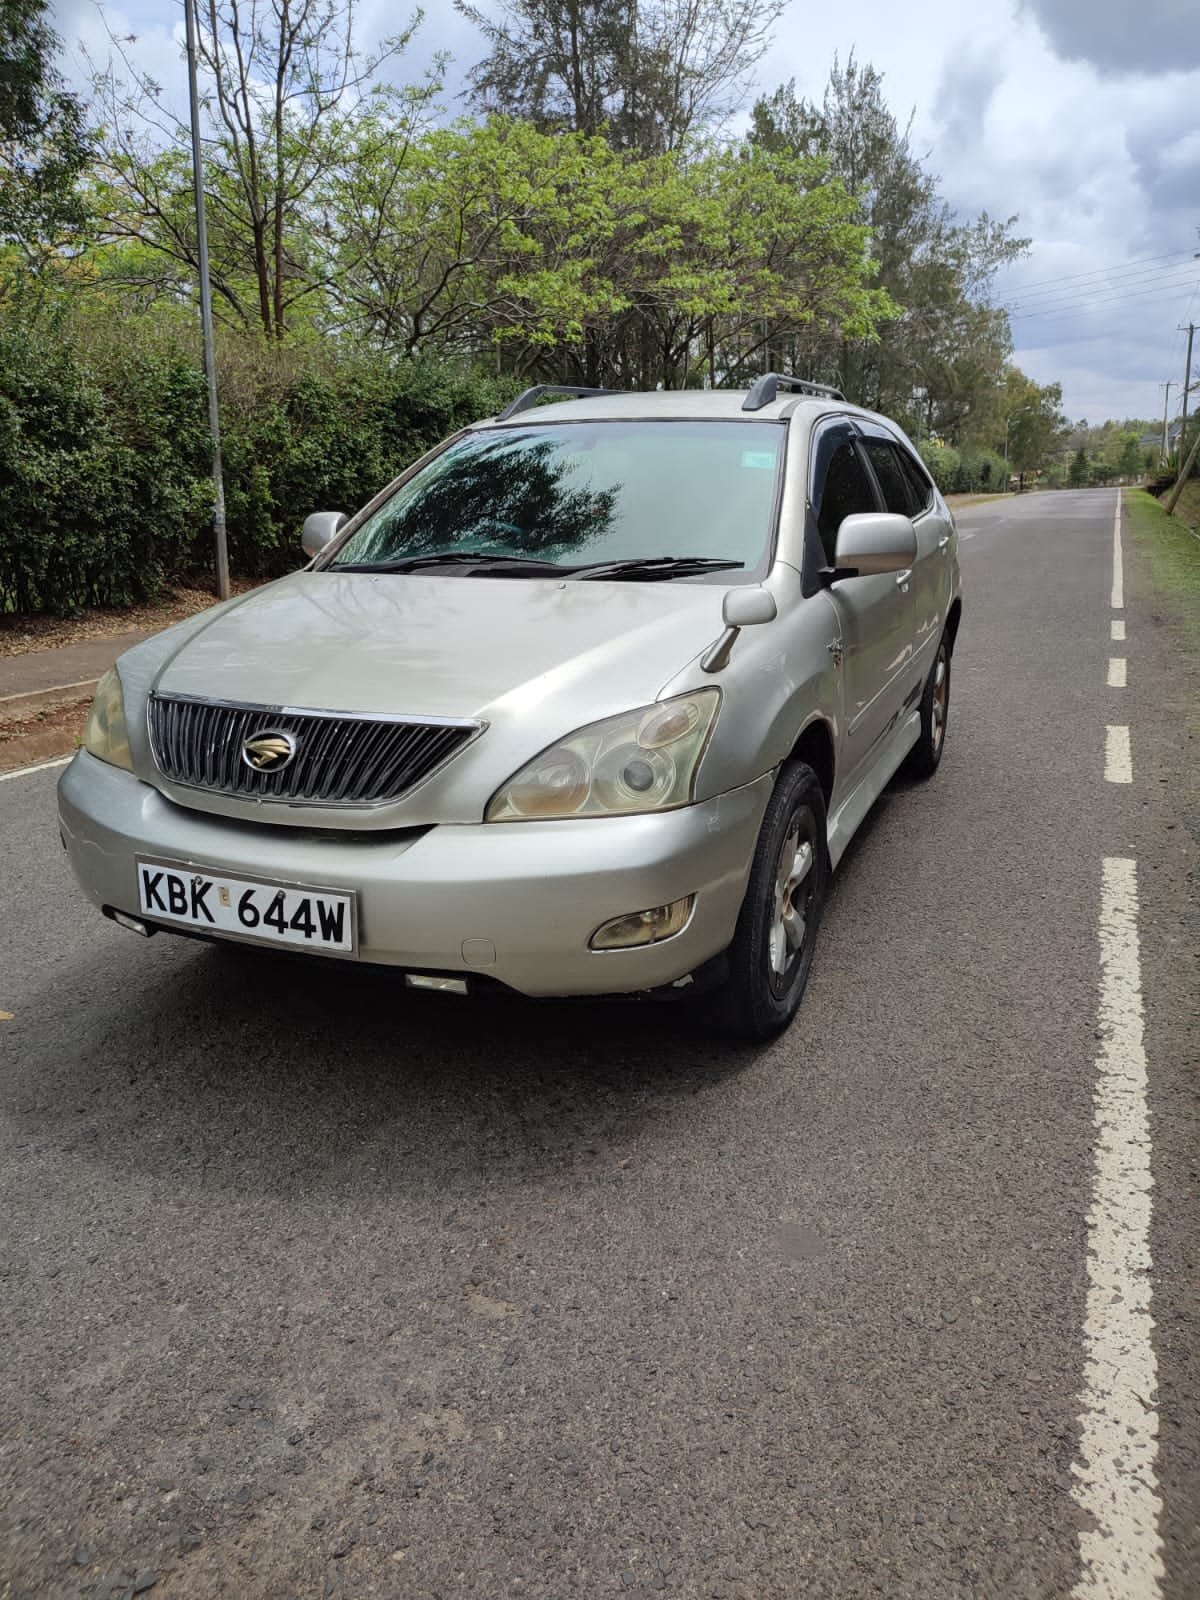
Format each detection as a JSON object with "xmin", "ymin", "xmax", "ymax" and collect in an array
[
  {"xmin": 185, "ymin": 0, "xmax": 230, "ymax": 601},
  {"xmin": 1179, "ymin": 322, "xmax": 1196, "ymax": 472},
  {"xmin": 1165, "ymin": 423, "xmax": 1200, "ymax": 515},
  {"xmin": 1159, "ymin": 381, "xmax": 1174, "ymax": 466}
]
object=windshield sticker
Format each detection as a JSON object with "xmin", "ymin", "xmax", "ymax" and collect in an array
[{"xmin": 740, "ymin": 451, "xmax": 776, "ymax": 470}]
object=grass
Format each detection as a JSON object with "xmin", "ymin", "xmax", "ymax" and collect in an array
[{"xmin": 1123, "ymin": 485, "xmax": 1200, "ymax": 651}]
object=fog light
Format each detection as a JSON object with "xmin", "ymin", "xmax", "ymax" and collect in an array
[
  {"xmin": 405, "ymin": 974, "xmax": 469, "ymax": 995},
  {"xmin": 589, "ymin": 895, "xmax": 695, "ymax": 951}
]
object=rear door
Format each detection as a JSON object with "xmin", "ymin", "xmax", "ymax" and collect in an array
[
  {"xmin": 809, "ymin": 419, "xmax": 916, "ymax": 786},
  {"xmin": 858, "ymin": 429, "xmax": 952, "ymax": 682}
]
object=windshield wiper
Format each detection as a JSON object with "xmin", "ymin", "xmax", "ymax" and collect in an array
[
  {"xmin": 571, "ymin": 555, "xmax": 745, "ymax": 582},
  {"xmin": 330, "ymin": 552, "xmax": 565, "ymax": 576}
]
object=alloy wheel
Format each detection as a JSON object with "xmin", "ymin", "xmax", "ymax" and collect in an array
[{"xmin": 768, "ymin": 812, "xmax": 815, "ymax": 988}]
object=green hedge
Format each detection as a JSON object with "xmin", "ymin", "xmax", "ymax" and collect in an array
[
  {"xmin": 0, "ymin": 325, "xmax": 519, "ymax": 614},
  {"xmin": 918, "ymin": 440, "xmax": 1011, "ymax": 495}
]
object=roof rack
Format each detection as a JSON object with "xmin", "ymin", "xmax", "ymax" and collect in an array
[
  {"xmin": 742, "ymin": 373, "xmax": 845, "ymax": 411},
  {"xmin": 497, "ymin": 384, "xmax": 623, "ymax": 422}
]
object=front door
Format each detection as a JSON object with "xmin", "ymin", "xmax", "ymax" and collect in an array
[
  {"xmin": 809, "ymin": 421, "xmax": 916, "ymax": 788},
  {"xmin": 857, "ymin": 428, "xmax": 951, "ymax": 684}
]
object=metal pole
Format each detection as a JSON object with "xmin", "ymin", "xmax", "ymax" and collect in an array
[
  {"xmin": 1179, "ymin": 323, "xmax": 1195, "ymax": 473},
  {"xmin": 185, "ymin": 0, "xmax": 230, "ymax": 601},
  {"xmin": 1159, "ymin": 381, "xmax": 1174, "ymax": 466}
]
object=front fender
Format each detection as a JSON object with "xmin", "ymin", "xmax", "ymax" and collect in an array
[{"xmin": 659, "ymin": 565, "xmax": 842, "ymax": 805}]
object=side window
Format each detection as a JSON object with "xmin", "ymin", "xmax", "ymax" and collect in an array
[
  {"xmin": 861, "ymin": 439, "xmax": 920, "ymax": 517},
  {"xmin": 812, "ymin": 431, "xmax": 878, "ymax": 564},
  {"xmin": 894, "ymin": 445, "xmax": 934, "ymax": 514}
]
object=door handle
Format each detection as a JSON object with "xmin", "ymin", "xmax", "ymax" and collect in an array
[
  {"xmin": 895, "ymin": 569, "xmax": 912, "ymax": 588},
  {"xmin": 937, "ymin": 535, "xmax": 950, "ymax": 550}
]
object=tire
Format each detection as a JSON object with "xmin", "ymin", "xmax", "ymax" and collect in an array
[
  {"xmin": 707, "ymin": 759, "xmax": 829, "ymax": 1043},
  {"xmin": 904, "ymin": 634, "xmax": 950, "ymax": 780}
]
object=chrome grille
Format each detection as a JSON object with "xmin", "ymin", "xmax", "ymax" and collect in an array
[{"xmin": 147, "ymin": 695, "xmax": 480, "ymax": 806}]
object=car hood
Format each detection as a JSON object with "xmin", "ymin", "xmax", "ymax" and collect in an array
[{"xmin": 152, "ymin": 570, "xmax": 729, "ymax": 720}]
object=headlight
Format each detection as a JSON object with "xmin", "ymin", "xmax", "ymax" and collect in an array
[
  {"xmin": 84, "ymin": 667, "xmax": 133, "ymax": 771},
  {"xmin": 486, "ymin": 690, "xmax": 720, "ymax": 821}
]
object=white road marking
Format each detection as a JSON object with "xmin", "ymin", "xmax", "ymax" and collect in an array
[
  {"xmin": 0, "ymin": 755, "xmax": 72, "ymax": 783},
  {"xmin": 960, "ymin": 533, "xmax": 976, "ymax": 541},
  {"xmin": 1111, "ymin": 491, "xmax": 1124, "ymax": 609},
  {"xmin": 1108, "ymin": 658, "xmax": 1127, "ymax": 688},
  {"xmin": 1071, "ymin": 857, "xmax": 1164, "ymax": 1600},
  {"xmin": 1105, "ymin": 727, "xmax": 1132, "ymax": 784},
  {"xmin": 1111, "ymin": 620, "xmax": 1126, "ymax": 642}
]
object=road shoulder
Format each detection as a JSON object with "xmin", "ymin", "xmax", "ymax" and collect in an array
[{"xmin": 1121, "ymin": 489, "xmax": 1200, "ymax": 1599}]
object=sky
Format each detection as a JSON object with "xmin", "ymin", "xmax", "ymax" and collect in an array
[{"xmin": 49, "ymin": 0, "xmax": 1200, "ymax": 427}]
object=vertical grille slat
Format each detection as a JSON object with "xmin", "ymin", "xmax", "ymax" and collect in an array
[{"xmin": 146, "ymin": 695, "xmax": 478, "ymax": 806}]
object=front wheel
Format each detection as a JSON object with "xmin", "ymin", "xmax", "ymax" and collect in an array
[{"xmin": 707, "ymin": 760, "xmax": 829, "ymax": 1042}]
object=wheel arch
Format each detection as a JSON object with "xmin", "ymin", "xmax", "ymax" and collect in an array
[{"xmin": 787, "ymin": 716, "xmax": 835, "ymax": 810}]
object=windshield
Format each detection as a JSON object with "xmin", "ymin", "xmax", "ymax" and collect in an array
[{"xmin": 327, "ymin": 420, "xmax": 784, "ymax": 576}]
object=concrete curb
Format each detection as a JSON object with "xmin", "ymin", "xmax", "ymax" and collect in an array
[{"xmin": 0, "ymin": 679, "xmax": 97, "ymax": 723}]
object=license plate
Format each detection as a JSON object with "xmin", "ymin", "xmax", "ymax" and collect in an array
[{"xmin": 135, "ymin": 859, "xmax": 357, "ymax": 955}]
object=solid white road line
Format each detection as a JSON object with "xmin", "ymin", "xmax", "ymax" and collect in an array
[
  {"xmin": 1108, "ymin": 658, "xmax": 1128, "ymax": 688},
  {"xmin": 1071, "ymin": 857, "xmax": 1164, "ymax": 1600},
  {"xmin": 1111, "ymin": 620, "xmax": 1126, "ymax": 642},
  {"xmin": 0, "ymin": 755, "xmax": 72, "ymax": 783},
  {"xmin": 1112, "ymin": 491, "xmax": 1124, "ymax": 609},
  {"xmin": 1105, "ymin": 727, "xmax": 1132, "ymax": 784}
]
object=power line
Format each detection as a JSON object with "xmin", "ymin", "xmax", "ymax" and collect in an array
[
  {"xmin": 1007, "ymin": 259, "xmax": 1200, "ymax": 309},
  {"xmin": 1009, "ymin": 271, "xmax": 1200, "ymax": 320},
  {"xmin": 997, "ymin": 248, "xmax": 1194, "ymax": 297}
]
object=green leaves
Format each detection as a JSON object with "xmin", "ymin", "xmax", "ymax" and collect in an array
[
  {"xmin": 0, "ymin": 0, "xmax": 90, "ymax": 292},
  {"xmin": 317, "ymin": 115, "xmax": 893, "ymax": 384}
]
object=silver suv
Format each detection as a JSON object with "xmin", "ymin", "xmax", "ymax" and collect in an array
[{"xmin": 59, "ymin": 375, "xmax": 961, "ymax": 1040}]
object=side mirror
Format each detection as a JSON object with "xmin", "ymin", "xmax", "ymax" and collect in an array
[
  {"xmin": 702, "ymin": 586, "xmax": 777, "ymax": 673},
  {"xmin": 722, "ymin": 587, "xmax": 777, "ymax": 628},
  {"xmin": 831, "ymin": 512, "xmax": 917, "ymax": 580},
  {"xmin": 301, "ymin": 510, "xmax": 349, "ymax": 559}
]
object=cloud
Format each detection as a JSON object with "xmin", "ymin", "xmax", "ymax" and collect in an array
[
  {"xmin": 1019, "ymin": 0, "xmax": 1200, "ymax": 76},
  {"xmin": 932, "ymin": 53, "xmax": 1004, "ymax": 152}
]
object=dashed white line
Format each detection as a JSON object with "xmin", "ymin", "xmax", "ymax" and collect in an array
[
  {"xmin": 1111, "ymin": 491, "xmax": 1124, "ymax": 609},
  {"xmin": 0, "ymin": 755, "xmax": 72, "ymax": 783},
  {"xmin": 1105, "ymin": 727, "xmax": 1132, "ymax": 784},
  {"xmin": 1108, "ymin": 658, "xmax": 1128, "ymax": 688},
  {"xmin": 1111, "ymin": 620, "xmax": 1126, "ymax": 642},
  {"xmin": 1071, "ymin": 856, "xmax": 1164, "ymax": 1600}
]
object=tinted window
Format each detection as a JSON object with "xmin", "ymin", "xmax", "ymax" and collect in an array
[
  {"xmin": 894, "ymin": 445, "xmax": 933, "ymax": 512},
  {"xmin": 330, "ymin": 420, "xmax": 784, "ymax": 574},
  {"xmin": 861, "ymin": 439, "xmax": 921, "ymax": 517},
  {"xmin": 813, "ymin": 436, "xmax": 877, "ymax": 563}
]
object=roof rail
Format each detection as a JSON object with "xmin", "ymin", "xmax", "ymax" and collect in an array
[
  {"xmin": 742, "ymin": 373, "xmax": 845, "ymax": 412},
  {"xmin": 497, "ymin": 384, "xmax": 622, "ymax": 422}
]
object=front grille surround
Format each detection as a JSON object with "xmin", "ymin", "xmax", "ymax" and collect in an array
[{"xmin": 147, "ymin": 694, "xmax": 482, "ymax": 808}]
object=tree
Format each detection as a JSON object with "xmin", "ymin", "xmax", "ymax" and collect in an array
[
  {"xmin": 0, "ymin": 0, "xmax": 90, "ymax": 292},
  {"xmin": 1068, "ymin": 446, "xmax": 1089, "ymax": 488},
  {"xmin": 316, "ymin": 115, "xmax": 895, "ymax": 386},
  {"xmin": 749, "ymin": 57, "xmax": 1027, "ymax": 442},
  {"xmin": 91, "ymin": 0, "xmax": 427, "ymax": 340},
  {"xmin": 455, "ymin": 0, "xmax": 787, "ymax": 154},
  {"xmin": 1000, "ymin": 367, "xmax": 1065, "ymax": 478}
]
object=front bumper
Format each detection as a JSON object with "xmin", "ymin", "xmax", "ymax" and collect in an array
[{"xmin": 58, "ymin": 753, "xmax": 773, "ymax": 998}]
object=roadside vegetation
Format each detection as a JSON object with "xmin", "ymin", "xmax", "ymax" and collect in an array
[
  {"xmin": 1124, "ymin": 487, "xmax": 1200, "ymax": 652},
  {"xmin": 0, "ymin": 0, "xmax": 1096, "ymax": 617}
]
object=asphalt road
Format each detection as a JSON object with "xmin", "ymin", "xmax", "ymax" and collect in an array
[{"xmin": 1, "ymin": 489, "xmax": 1196, "ymax": 1600}]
